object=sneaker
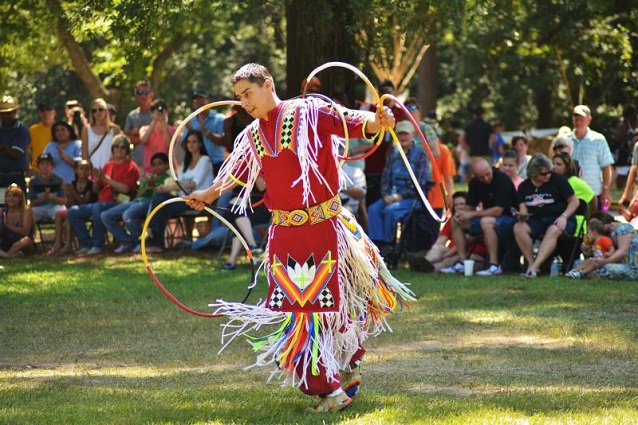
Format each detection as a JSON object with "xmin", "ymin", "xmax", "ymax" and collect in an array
[
  {"xmin": 114, "ymin": 244, "xmax": 132, "ymax": 254},
  {"xmin": 477, "ymin": 264, "xmax": 502, "ymax": 276},
  {"xmin": 132, "ymin": 244, "xmax": 142, "ymax": 254},
  {"xmin": 87, "ymin": 247, "xmax": 102, "ymax": 255},
  {"xmin": 565, "ymin": 269, "xmax": 583, "ymax": 279},
  {"xmin": 221, "ymin": 262, "xmax": 236, "ymax": 271},
  {"xmin": 340, "ymin": 365, "xmax": 362, "ymax": 398},
  {"xmin": 250, "ymin": 245, "xmax": 264, "ymax": 256},
  {"xmin": 441, "ymin": 262, "xmax": 464, "ymax": 274},
  {"xmin": 520, "ymin": 270, "xmax": 537, "ymax": 278},
  {"xmin": 306, "ymin": 391, "xmax": 352, "ymax": 413},
  {"xmin": 75, "ymin": 246, "xmax": 90, "ymax": 255}
]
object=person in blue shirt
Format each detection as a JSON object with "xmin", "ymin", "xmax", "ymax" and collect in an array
[{"xmin": 367, "ymin": 120, "xmax": 430, "ymax": 247}]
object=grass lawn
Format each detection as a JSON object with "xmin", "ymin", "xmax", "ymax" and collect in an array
[{"xmin": 1, "ymin": 252, "xmax": 637, "ymax": 424}]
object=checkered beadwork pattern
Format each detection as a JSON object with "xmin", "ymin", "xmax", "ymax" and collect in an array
[
  {"xmin": 250, "ymin": 125, "xmax": 266, "ymax": 158},
  {"xmin": 279, "ymin": 107, "xmax": 297, "ymax": 150},
  {"xmin": 272, "ymin": 195, "xmax": 342, "ymax": 227},
  {"xmin": 268, "ymin": 287, "xmax": 285, "ymax": 309},
  {"xmin": 318, "ymin": 288, "xmax": 334, "ymax": 309}
]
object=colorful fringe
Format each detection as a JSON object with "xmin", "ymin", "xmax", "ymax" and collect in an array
[{"xmin": 210, "ymin": 209, "xmax": 415, "ymax": 388}]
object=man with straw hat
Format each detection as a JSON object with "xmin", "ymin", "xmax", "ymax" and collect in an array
[{"xmin": 0, "ymin": 95, "xmax": 30, "ymax": 191}]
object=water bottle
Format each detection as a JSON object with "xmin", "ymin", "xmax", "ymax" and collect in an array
[{"xmin": 550, "ymin": 257, "xmax": 561, "ymax": 277}]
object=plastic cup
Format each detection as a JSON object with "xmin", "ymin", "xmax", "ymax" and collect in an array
[{"xmin": 464, "ymin": 259, "xmax": 475, "ymax": 277}]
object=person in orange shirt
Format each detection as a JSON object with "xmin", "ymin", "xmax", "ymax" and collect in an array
[{"xmin": 28, "ymin": 102, "xmax": 56, "ymax": 171}]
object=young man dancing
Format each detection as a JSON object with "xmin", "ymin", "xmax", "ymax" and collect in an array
[{"xmin": 184, "ymin": 63, "xmax": 414, "ymax": 413}]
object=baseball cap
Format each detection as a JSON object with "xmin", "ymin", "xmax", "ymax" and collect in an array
[
  {"xmin": 573, "ymin": 105, "xmax": 591, "ymax": 117},
  {"xmin": 37, "ymin": 152, "xmax": 54, "ymax": 165},
  {"xmin": 395, "ymin": 120, "xmax": 414, "ymax": 134},
  {"xmin": 192, "ymin": 89, "xmax": 209, "ymax": 99}
]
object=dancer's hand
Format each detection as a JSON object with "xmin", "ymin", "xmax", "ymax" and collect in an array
[
  {"xmin": 376, "ymin": 105, "xmax": 396, "ymax": 129},
  {"xmin": 183, "ymin": 189, "xmax": 215, "ymax": 211}
]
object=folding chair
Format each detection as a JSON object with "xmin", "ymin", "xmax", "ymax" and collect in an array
[
  {"xmin": 35, "ymin": 218, "xmax": 56, "ymax": 253},
  {"xmin": 165, "ymin": 209, "xmax": 209, "ymax": 248},
  {"xmin": 554, "ymin": 198, "xmax": 591, "ymax": 272}
]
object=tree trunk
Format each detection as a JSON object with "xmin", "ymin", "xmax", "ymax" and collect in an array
[
  {"xmin": 46, "ymin": 0, "xmax": 110, "ymax": 102},
  {"xmin": 285, "ymin": 0, "xmax": 358, "ymax": 103},
  {"xmin": 418, "ymin": 44, "xmax": 437, "ymax": 114},
  {"xmin": 535, "ymin": 63, "xmax": 553, "ymax": 128}
]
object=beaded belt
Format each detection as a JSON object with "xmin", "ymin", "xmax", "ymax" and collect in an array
[{"xmin": 272, "ymin": 195, "xmax": 342, "ymax": 227}]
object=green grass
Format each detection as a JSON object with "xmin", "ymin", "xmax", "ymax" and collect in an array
[{"xmin": 1, "ymin": 253, "xmax": 637, "ymax": 424}]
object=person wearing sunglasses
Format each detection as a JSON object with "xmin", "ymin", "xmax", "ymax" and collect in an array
[
  {"xmin": 124, "ymin": 80, "xmax": 154, "ymax": 168},
  {"xmin": 81, "ymin": 98, "xmax": 121, "ymax": 169},
  {"xmin": 514, "ymin": 153, "xmax": 580, "ymax": 277}
]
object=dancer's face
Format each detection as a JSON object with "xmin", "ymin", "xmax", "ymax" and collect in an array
[{"xmin": 234, "ymin": 79, "xmax": 276, "ymax": 120}]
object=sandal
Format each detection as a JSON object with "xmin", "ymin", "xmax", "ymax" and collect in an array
[{"xmin": 306, "ymin": 391, "xmax": 352, "ymax": 413}]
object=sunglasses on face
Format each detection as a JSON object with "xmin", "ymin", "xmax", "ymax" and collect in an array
[
  {"xmin": 406, "ymin": 104, "xmax": 419, "ymax": 111},
  {"xmin": 553, "ymin": 145, "xmax": 566, "ymax": 150},
  {"xmin": 135, "ymin": 89, "xmax": 152, "ymax": 95},
  {"xmin": 91, "ymin": 107, "xmax": 105, "ymax": 113},
  {"xmin": 538, "ymin": 171, "xmax": 552, "ymax": 176}
]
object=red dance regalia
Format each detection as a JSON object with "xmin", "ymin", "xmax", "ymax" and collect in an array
[{"xmin": 211, "ymin": 96, "xmax": 415, "ymax": 392}]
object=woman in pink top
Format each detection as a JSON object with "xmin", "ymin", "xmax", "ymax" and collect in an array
[
  {"xmin": 500, "ymin": 149, "xmax": 524, "ymax": 190},
  {"xmin": 140, "ymin": 99, "xmax": 176, "ymax": 175}
]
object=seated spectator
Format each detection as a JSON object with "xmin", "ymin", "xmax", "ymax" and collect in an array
[
  {"xmin": 144, "ymin": 130, "xmax": 213, "ymax": 253},
  {"xmin": 220, "ymin": 179, "xmax": 269, "ymax": 271},
  {"xmin": 514, "ymin": 154, "xmax": 580, "ymax": 277},
  {"xmin": 440, "ymin": 158, "xmax": 518, "ymax": 276},
  {"xmin": 368, "ymin": 120, "xmax": 429, "ymax": 248},
  {"xmin": 552, "ymin": 151, "xmax": 594, "ymax": 231},
  {"xmin": 43, "ymin": 121, "xmax": 83, "ymax": 184},
  {"xmin": 68, "ymin": 136, "xmax": 140, "ymax": 255},
  {"xmin": 550, "ymin": 133, "xmax": 582, "ymax": 176},
  {"xmin": 339, "ymin": 162, "xmax": 366, "ymax": 216},
  {"xmin": 565, "ymin": 217, "xmax": 615, "ymax": 278},
  {"xmin": 0, "ymin": 184, "xmax": 34, "ymax": 257},
  {"xmin": 48, "ymin": 159, "xmax": 95, "ymax": 256},
  {"xmin": 406, "ymin": 191, "xmax": 487, "ymax": 273},
  {"xmin": 500, "ymin": 149, "xmax": 524, "ymax": 190},
  {"xmin": 139, "ymin": 99, "xmax": 175, "ymax": 175},
  {"xmin": 512, "ymin": 136, "xmax": 532, "ymax": 179},
  {"xmin": 566, "ymin": 212, "xmax": 638, "ymax": 280},
  {"xmin": 102, "ymin": 152, "xmax": 170, "ymax": 253},
  {"xmin": 28, "ymin": 153, "xmax": 67, "ymax": 222}
]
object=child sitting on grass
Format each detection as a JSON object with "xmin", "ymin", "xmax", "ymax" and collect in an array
[{"xmin": 565, "ymin": 218, "xmax": 615, "ymax": 278}]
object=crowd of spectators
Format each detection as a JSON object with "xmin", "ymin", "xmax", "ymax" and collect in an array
[{"xmin": 1, "ymin": 82, "xmax": 638, "ymax": 279}]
